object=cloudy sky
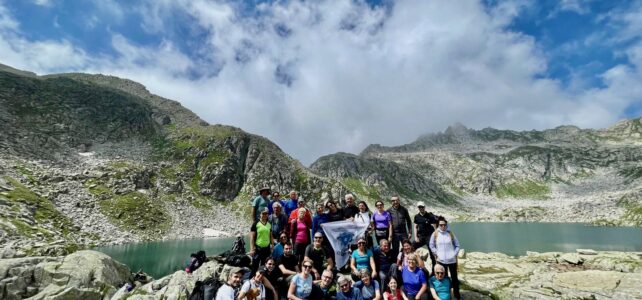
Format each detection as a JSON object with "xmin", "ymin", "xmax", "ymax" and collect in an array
[{"xmin": 1, "ymin": 0, "xmax": 641, "ymax": 165}]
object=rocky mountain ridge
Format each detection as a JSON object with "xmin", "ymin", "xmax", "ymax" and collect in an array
[
  {"xmin": 313, "ymin": 118, "xmax": 642, "ymax": 226},
  {"xmin": 0, "ymin": 64, "xmax": 347, "ymax": 258},
  {"xmin": 0, "ymin": 62, "xmax": 641, "ymax": 261}
]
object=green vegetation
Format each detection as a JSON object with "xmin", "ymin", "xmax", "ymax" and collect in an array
[
  {"xmin": 98, "ymin": 191, "xmax": 170, "ymax": 233},
  {"xmin": 3, "ymin": 176, "xmax": 78, "ymax": 237},
  {"xmin": 84, "ymin": 179, "xmax": 111, "ymax": 196},
  {"xmin": 343, "ymin": 177, "xmax": 379, "ymax": 200},
  {"xmin": 619, "ymin": 167, "xmax": 642, "ymax": 181},
  {"xmin": 617, "ymin": 191, "xmax": 642, "ymax": 226},
  {"xmin": 14, "ymin": 163, "xmax": 36, "ymax": 183},
  {"xmin": 201, "ymin": 151, "xmax": 228, "ymax": 165},
  {"xmin": 495, "ymin": 180, "xmax": 550, "ymax": 199}
]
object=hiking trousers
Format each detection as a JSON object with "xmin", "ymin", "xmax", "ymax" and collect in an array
[
  {"xmin": 252, "ymin": 245, "xmax": 271, "ymax": 273},
  {"xmin": 437, "ymin": 261, "xmax": 461, "ymax": 300}
]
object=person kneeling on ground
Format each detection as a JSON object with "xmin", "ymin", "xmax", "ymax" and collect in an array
[
  {"xmin": 238, "ymin": 267, "xmax": 278, "ymax": 300},
  {"xmin": 429, "ymin": 264, "xmax": 453, "ymax": 300},
  {"xmin": 215, "ymin": 267, "xmax": 244, "ymax": 300}
]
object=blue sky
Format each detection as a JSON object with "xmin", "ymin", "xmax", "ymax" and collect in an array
[{"xmin": 1, "ymin": 0, "xmax": 641, "ymax": 164}]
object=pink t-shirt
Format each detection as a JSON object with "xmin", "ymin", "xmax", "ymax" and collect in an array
[{"xmin": 295, "ymin": 221, "xmax": 309, "ymax": 244}]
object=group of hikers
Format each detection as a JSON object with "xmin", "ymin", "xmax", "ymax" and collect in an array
[{"xmin": 214, "ymin": 188, "xmax": 462, "ymax": 300}]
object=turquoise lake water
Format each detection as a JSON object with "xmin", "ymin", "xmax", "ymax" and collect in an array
[{"xmin": 96, "ymin": 222, "xmax": 642, "ymax": 278}]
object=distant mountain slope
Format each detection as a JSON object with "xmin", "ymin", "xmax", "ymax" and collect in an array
[
  {"xmin": 312, "ymin": 119, "xmax": 642, "ymax": 225},
  {"xmin": 0, "ymin": 63, "xmax": 347, "ymax": 257}
]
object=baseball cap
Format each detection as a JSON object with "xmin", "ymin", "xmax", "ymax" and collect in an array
[{"xmin": 416, "ymin": 201, "xmax": 425, "ymax": 207}]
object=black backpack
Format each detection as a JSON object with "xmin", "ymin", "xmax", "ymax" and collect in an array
[{"xmin": 189, "ymin": 277, "xmax": 222, "ymax": 300}]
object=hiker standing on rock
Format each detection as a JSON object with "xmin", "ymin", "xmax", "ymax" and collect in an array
[
  {"xmin": 372, "ymin": 200, "xmax": 393, "ymax": 246},
  {"xmin": 413, "ymin": 201, "xmax": 437, "ymax": 273},
  {"xmin": 388, "ymin": 196, "xmax": 412, "ymax": 258},
  {"xmin": 252, "ymin": 187, "xmax": 271, "ymax": 222},
  {"xmin": 429, "ymin": 216, "xmax": 460, "ymax": 300},
  {"xmin": 250, "ymin": 208, "xmax": 274, "ymax": 273}
]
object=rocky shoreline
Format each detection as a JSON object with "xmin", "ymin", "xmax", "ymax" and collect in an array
[{"xmin": 1, "ymin": 248, "xmax": 639, "ymax": 300}]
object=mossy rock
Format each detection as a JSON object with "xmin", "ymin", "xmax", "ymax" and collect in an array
[{"xmin": 99, "ymin": 191, "xmax": 170, "ymax": 234}]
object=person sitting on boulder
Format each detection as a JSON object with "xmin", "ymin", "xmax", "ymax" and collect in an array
[
  {"xmin": 262, "ymin": 257, "xmax": 282, "ymax": 299},
  {"xmin": 237, "ymin": 267, "xmax": 278, "ymax": 300},
  {"xmin": 215, "ymin": 267, "xmax": 244, "ymax": 300},
  {"xmin": 429, "ymin": 264, "xmax": 453, "ymax": 300},
  {"xmin": 278, "ymin": 242, "xmax": 300, "ymax": 282}
]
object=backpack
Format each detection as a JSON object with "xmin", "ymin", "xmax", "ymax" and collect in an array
[
  {"xmin": 186, "ymin": 250, "xmax": 208, "ymax": 273},
  {"xmin": 432, "ymin": 230, "xmax": 456, "ymax": 246},
  {"xmin": 226, "ymin": 254, "xmax": 251, "ymax": 268},
  {"xmin": 189, "ymin": 276, "xmax": 222, "ymax": 300}
]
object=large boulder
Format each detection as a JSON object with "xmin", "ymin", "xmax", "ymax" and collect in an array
[{"xmin": 29, "ymin": 250, "xmax": 131, "ymax": 299}]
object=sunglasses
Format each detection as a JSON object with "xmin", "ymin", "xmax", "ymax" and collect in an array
[
  {"xmin": 358, "ymin": 241, "xmax": 366, "ymax": 245},
  {"xmin": 303, "ymin": 265, "xmax": 312, "ymax": 269},
  {"xmin": 322, "ymin": 275, "xmax": 332, "ymax": 280},
  {"xmin": 435, "ymin": 271, "xmax": 444, "ymax": 275},
  {"xmin": 340, "ymin": 284, "xmax": 349, "ymax": 288},
  {"xmin": 314, "ymin": 237, "xmax": 323, "ymax": 240}
]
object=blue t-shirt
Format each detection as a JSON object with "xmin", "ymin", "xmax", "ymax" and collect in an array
[
  {"xmin": 351, "ymin": 249, "xmax": 373, "ymax": 271},
  {"xmin": 267, "ymin": 200, "xmax": 284, "ymax": 215},
  {"xmin": 429, "ymin": 276, "xmax": 452, "ymax": 300},
  {"xmin": 272, "ymin": 243, "xmax": 284, "ymax": 259},
  {"xmin": 252, "ymin": 196, "xmax": 270, "ymax": 221},
  {"xmin": 353, "ymin": 280, "xmax": 380, "ymax": 300},
  {"xmin": 283, "ymin": 199, "xmax": 298, "ymax": 216},
  {"xmin": 336, "ymin": 287, "xmax": 362, "ymax": 300},
  {"xmin": 292, "ymin": 274, "xmax": 313, "ymax": 298},
  {"xmin": 402, "ymin": 267, "xmax": 426, "ymax": 297}
]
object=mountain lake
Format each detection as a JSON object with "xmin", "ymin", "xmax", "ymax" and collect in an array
[{"xmin": 96, "ymin": 222, "xmax": 642, "ymax": 278}]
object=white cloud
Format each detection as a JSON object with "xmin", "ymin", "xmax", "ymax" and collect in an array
[
  {"xmin": 558, "ymin": 0, "xmax": 592, "ymax": 14},
  {"xmin": 1, "ymin": 0, "xmax": 641, "ymax": 165},
  {"xmin": 32, "ymin": 0, "xmax": 52, "ymax": 7}
]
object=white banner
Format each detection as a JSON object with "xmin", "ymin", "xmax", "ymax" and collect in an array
[{"xmin": 320, "ymin": 220, "xmax": 369, "ymax": 268}]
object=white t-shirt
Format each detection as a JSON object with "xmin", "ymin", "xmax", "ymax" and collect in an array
[{"xmin": 215, "ymin": 284, "xmax": 236, "ymax": 300}]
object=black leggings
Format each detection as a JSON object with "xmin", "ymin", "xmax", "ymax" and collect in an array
[{"xmin": 437, "ymin": 262, "xmax": 460, "ymax": 299}]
